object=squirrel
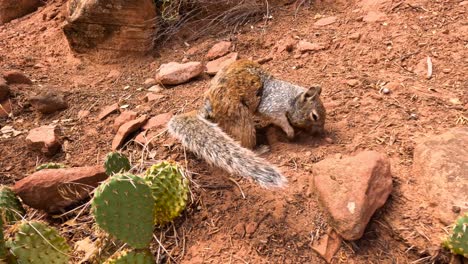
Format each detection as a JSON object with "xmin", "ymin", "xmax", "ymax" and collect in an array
[{"xmin": 168, "ymin": 59, "xmax": 326, "ymax": 188}]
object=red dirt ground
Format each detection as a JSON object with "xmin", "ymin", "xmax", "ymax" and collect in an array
[{"xmin": 0, "ymin": 0, "xmax": 467, "ymax": 263}]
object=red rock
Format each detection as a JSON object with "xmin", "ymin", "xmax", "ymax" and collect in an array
[
  {"xmin": 312, "ymin": 151, "xmax": 393, "ymax": 240},
  {"xmin": 3, "ymin": 70, "xmax": 32, "ymax": 85},
  {"xmin": 98, "ymin": 103, "xmax": 119, "ymax": 120},
  {"xmin": 206, "ymin": 41, "xmax": 231, "ymax": 60},
  {"xmin": 113, "ymin": 110, "xmax": 137, "ymax": 131},
  {"xmin": 0, "ymin": 99, "xmax": 12, "ymax": 118},
  {"xmin": 142, "ymin": 112, "xmax": 172, "ymax": 130},
  {"xmin": 155, "ymin": 61, "xmax": 204, "ymax": 85},
  {"xmin": 0, "ymin": 0, "xmax": 43, "ymax": 25},
  {"xmin": 134, "ymin": 130, "xmax": 161, "ymax": 149},
  {"xmin": 29, "ymin": 91, "xmax": 68, "ymax": 114},
  {"xmin": 383, "ymin": 81, "xmax": 402, "ymax": 91},
  {"xmin": 26, "ymin": 125, "xmax": 61, "ymax": 155},
  {"xmin": 413, "ymin": 128, "xmax": 468, "ymax": 225},
  {"xmin": 63, "ymin": 0, "xmax": 157, "ymax": 55},
  {"xmin": 363, "ymin": 11, "xmax": 386, "ymax": 22},
  {"xmin": 414, "ymin": 57, "xmax": 428, "ymax": 77},
  {"xmin": 346, "ymin": 79, "xmax": 360, "ymax": 87},
  {"xmin": 311, "ymin": 228, "xmax": 342, "ymax": 263},
  {"xmin": 314, "ymin": 16, "xmax": 337, "ymax": 26},
  {"xmin": 106, "ymin": 69, "xmax": 121, "ymax": 80},
  {"xmin": 348, "ymin": 32, "xmax": 361, "ymax": 41},
  {"xmin": 206, "ymin": 52, "xmax": 238, "ymax": 75},
  {"xmin": 276, "ymin": 38, "xmax": 296, "ymax": 53},
  {"xmin": 148, "ymin": 85, "xmax": 163, "ymax": 93},
  {"xmin": 13, "ymin": 166, "xmax": 108, "ymax": 213},
  {"xmin": 78, "ymin": 110, "xmax": 90, "ymax": 119},
  {"xmin": 143, "ymin": 78, "xmax": 156, "ymax": 87},
  {"xmin": 0, "ymin": 77, "xmax": 9, "ymax": 100},
  {"xmin": 297, "ymin": 41, "xmax": 326, "ymax": 53},
  {"xmin": 144, "ymin": 93, "xmax": 164, "ymax": 102},
  {"xmin": 112, "ymin": 115, "xmax": 147, "ymax": 150}
]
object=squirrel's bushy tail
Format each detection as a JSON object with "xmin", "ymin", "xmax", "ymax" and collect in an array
[{"xmin": 167, "ymin": 113, "xmax": 287, "ymax": 188}]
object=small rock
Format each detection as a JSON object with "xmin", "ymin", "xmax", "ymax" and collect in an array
[
  {"xmin": 148, "ymin": 85, "xmax": 163, "ymax": 93},
  {"xmin": 245, "ymin": 222, "xmax": 257, "ymax": 237},
  {"xmin": 314, "ymin": 16, "xmax": 337, "ymax": 26},
  {"xmin": 381, "ymin": 87, "xmax": 390, "ymax": 94},
  {"xmin": 106, "ymin": 69, "xmax": 121, "ymax": 80},
  {"xmin": 311, "ymin": 228, "xmax": 342, "ymax": 263},
  {"xmin": 233, "ymin": 223, "xmax": 246, "ymax": 237},
  {"xmin": 112, "ymin": 115, "xmax": 148, "ymax": 150},
  {"xmin": 414, "ymin": 57, "xmax": 428, "ymax": 77},
  {"xmin": 206, "ymin": 52, "xmax": 238, "ymax": 75},
  {"xmin": 276, "ymin": 39, "xmax": 296, "ymax": 53},
  {"xmin": 143, "ymin": 78, "xmax": 157, "ymax": 87},
  {"xmin": 77, "ymin": 110, "xmax": 90, "ymax": 119},
  {"xmin": 442, "ymin": 68, "xmax": 451, "ymax": 74},
  {"xmin": 363, "ymin": 11, "xmax": 387, "ymax": 23},
  {"xmin": 413, "ymin": 128, "xmax": 468, "ymax": 225},
  {"xmin": 348, "ymin": 32, "xmax": 361, "ymax": 41},
  {"xmin": 155, "ymin": 62, "xmax": 204, "ymax": 85},
  {"xmin": 29, "ymin": 91, "xmax": 68, "ymax": 114},
  {"xmin": 3, "ymin": 70, "xmax": 33, "ymax": 85},
  {"xmin": 312, "ymin": 151, "xmax": 393, "ymax": 240},
  {"xmin": 113, "ymin": 111, "xmax": 138, "ymax": 131},
  {"xmin": 0, "ymin": 77, "xmax": 9, "ymax": 100},
  {"xmin": 206, "ymin": 41, "xmax": 231, "ymax": 60},
  {"xmin": 98, "ymin": 103, "xmax": 119, "ymax": 120},
  {"xmin": 26, "ymin": 125, "xmax": 61, "ymax": 155},
  {"xmin": 134, "ymin": 130, "xmax": 161, "ymax": 149},
  {"xmin": 0, "ymin": 100, "xmax": 12, "ymax": 118},
  {"xmin": 256, "ymin": 57, "xmax": 273, "ymax": 64},
  {"xmin": 142, "ymin": 112, "xmax": 173, "ymax": 130},
  {"xmin": 384, "ymin": 81, "xmax": 402, "ymax": 91},
  {"xmin": 144, "ymin": 93, "xmax": 164, "ymax": 102},
  {"xmin": 13, "ymin": 166, "xmax": 108, "ymax": 213},
  {"xmin": 297, "ymin": 41, "xmax": 326, "ymax": 53},
  {"xmin": 346, "ymin": 79, "xmax": 360, "ymax": 87}
]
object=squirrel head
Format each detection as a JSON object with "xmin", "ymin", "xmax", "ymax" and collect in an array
[{"xmin": 287, "ymin": 85, "xmax": 326, "ymax": 134}]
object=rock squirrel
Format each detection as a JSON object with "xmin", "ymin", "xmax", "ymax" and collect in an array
[{"xmin": 168, "ymin": 59, "xmax": 326, "ymax": 188}]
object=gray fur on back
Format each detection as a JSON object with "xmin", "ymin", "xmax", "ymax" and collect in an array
[{"xmin": 258, "ymin": 78, "xmax": 306, "ymax": 116}]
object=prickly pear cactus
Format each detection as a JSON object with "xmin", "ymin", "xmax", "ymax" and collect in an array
[
  {"xmin": 144, "ymin": 161, "xmax": 189, "ymax": 226},
  {"xmin": 35, "ymin": 162, "xmax": 67, "ymax": 171},
  {"xmin": 104, "ymin": 152, "xmax": 131, "ymax": 176},
  {"xmin": 104, "ymin": 249, "xmax": 155, "ymax": 264},
  {"xmin": 9, "ymin": 221, "xmax": 70, "ymax": 264},
  {"xmin": 443, "ymin": 212, "xmax": 468, "ymax": 258},
  {"xmin": 92, "ymin": 174, "xmax": 155, "ymax": 249},
  {"xmin": 0, "ymin": 186, "xmax": 25, "ymax": 224}
]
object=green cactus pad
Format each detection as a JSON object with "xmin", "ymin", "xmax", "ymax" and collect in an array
[
  {"xmin": 92, "ymin": 174, "xmax": 155, "ymax": 249},
  {"xmin": 104, "ymin": 249, "xmax": 155, "ymax": 264},
  {"xmin": 9, "ymin": 221, "xmax": 70, "ymax": 264},
  {"xmin": 144, "ymin": 161, "xmax": 189, "ymax": 226},
  {"xmin": 443, "ymin": 212, "xmax": 468, "ymax": 258},
  {"xmin": 0, "ymin": 186, "xmax": 25, "ymax": 224},
  {"xmin": 35, "ymin": 163, "xmax": 67, "ymax": 171},
  {"xmin": 104, "ymin": 152, "xmax": 131, "ymax": 176}
]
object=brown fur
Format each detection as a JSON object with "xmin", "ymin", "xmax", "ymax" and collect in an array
[{"xmin": 205, "ymin": 60, "xmax": 268, "ymax": 148}]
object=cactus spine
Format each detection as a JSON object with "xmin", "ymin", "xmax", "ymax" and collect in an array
[
  {"xmin": 104, "ymin": 152, "xmax": 131, "ymax": 176},
  {"xmin": 92, "ymin": 174, "xmax": 155, "ymax": 249},
  {"xmin": 9, "ymin": 221, "xmax": 70, "ymax": 263},
  {"xmin": 0, "ymin": 186, "xmax": 25, "ymax": 224},
  {"xmin": 443, "ymin": 212, "xmax": 468, "ymax": 258},
  {"xmin": 144, "ymin": 161, "xmax": 189, "ymax": 226}
]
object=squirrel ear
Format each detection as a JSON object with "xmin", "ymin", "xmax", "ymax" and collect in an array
[{"xmin": 301, "ymin": 86, "xmax": 321, "ymax": 101}]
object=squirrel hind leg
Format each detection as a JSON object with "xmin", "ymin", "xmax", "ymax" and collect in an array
[{"xmin": 218, "ymin": 108, "xmax": 256, "ymax": 149}]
